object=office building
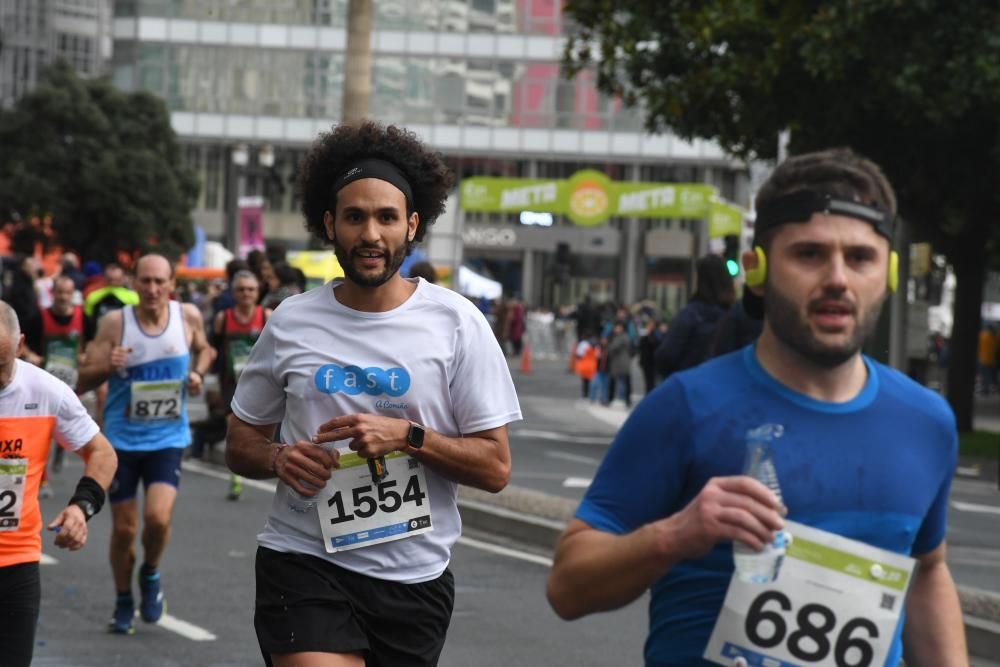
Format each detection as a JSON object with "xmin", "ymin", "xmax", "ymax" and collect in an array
[
  {"xmin": 110, "ymin": 0, "xmax": 748, "ymax": 310},
  {"xmin": 0, "ymin": 0, "xmax": 112, "ymax": 108}
]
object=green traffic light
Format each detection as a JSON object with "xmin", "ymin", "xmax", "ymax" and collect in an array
[{"xmin": 726, "ymin": 259, "xmax": 740, "ymax": 277}]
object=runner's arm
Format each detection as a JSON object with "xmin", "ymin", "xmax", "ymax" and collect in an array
[
  {"xmin": 76, "ymin": 311, "xmax": 123, "ymax": 393},
  {"xmin": 75, "ymin": 431, "xmax": 117, "ymax": 490},
  {"xmin": 314, "ymin": 416, "xmax": 512, "ymax": 493},
  {"xmin": 547, "ymin": 518, "xmax": 682, "ymax": 619},
  {"xmin": 184, "ymin": 303, "xmax": 213, "ymax": 376},
  {"xmin": 47, "ymin": 432, "xmax": 117, "ymax": 550},
  {"xmin": 225, "ymin": 415, "xmax": 338, "ymax": 497},
  {"xmin": 547, "ymin": 476, "xmax": 785, "ymax": 620},
  {"xmin": 902, "ymin": 542, "xmax": 968, "ymax": 665},
  {"xmin": 181, "ymin": 304, "xmax": 212, "ymax": 396}
]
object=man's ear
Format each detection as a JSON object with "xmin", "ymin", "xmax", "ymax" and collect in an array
[
  {"xmin": 323, "ymin": 211, "xmax": 335, "ymax": 241},
  {"xmin": 407, "ymin": 212, "xmax": 419, "ymax": 243}
]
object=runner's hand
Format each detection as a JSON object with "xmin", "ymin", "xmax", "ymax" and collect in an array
[
  {"xmin": 275, "ymin": 440, "xmax": 340, "ymax": 497},
  {"xmin": 110, "ymin": 345, "xmax": 132, "ymax": 372},
  {"xmin": 314, "ymin": 414, "xmax": 409, "ymax": 459},
  {"xmin": 187, "ymin": 370, "xmax": 203, "ymax": 396},
  {"xmin": 48, "ymin": 505, "xmax": 88, "ymax": 550},
  {"xmin": 666, "ymin": 476, "xmax": 785, "ymax": 560}
]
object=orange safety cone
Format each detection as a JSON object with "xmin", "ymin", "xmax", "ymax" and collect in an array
[{"xmin": 520, "ymin": 343, "xmax": 533, "ymax": 374}]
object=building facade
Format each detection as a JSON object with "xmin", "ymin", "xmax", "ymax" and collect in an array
[
  {"xmin": 110, "ymin": 0, "xmax": 749, "ymax": 311},
  {"xmin": 0, "ymin": 0, "xmax": 112, "ymax": 108}
]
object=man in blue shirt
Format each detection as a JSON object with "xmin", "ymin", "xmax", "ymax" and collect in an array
[{"xmin": 547, "ymin": 148, "xmax": 966, "ymax": 666}]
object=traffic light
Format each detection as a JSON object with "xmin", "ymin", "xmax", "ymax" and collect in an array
[{"xmin": 723, "ymin": 234, "xmax": 740, "ymax": 277}]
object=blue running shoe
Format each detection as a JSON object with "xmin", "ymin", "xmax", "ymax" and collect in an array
[
  {"xmin": 139, "ymin": 571, "xmax": 165, "ymax": 623},
  {"xmin": 109, "ymin": 595, "xmax": 136, "ymax": 635}
]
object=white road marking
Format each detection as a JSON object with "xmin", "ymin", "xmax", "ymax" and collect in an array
[
  {"xmin": 512, "ymin": 428, "xmax": 611, "ymax": 445},
  {"xmin": 583, "ymin": 404, "xmax": 629, "ymax": 429},
  {"xmin": 951, "ymin": 500, "xmax": 1000, "ymax": 516},
  {"xmin": 457, "ymin": 536, "xmax": 553, "ymax": 567},
  {"xmin": 182, "ymin": 460, "xmax": 277, "ymax": 493},
  {"xmin": 158, "ymin": 613, "xmax": 218, "ymax": 641},
  {"xmin": 43, "ymin": 546, "xmax": 217, "ymax": 642},
  {"xmin": 562, "ymin": 477, "xmax": 592, "ymax": 489},
  {"xmin": 545, "ymin": 450, "xmax": 602, "ymax": 465},
  {"xmin": 955, "ymin": 466, "xmax": 981, "ymax": 477}
]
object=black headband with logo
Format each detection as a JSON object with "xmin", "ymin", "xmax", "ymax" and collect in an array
[
  {"xmin": 331, "ymin": 158, "xmax": 414, "ymax": 211},
  {"xmin": 753, "ymin": 189, "xmax": 895, "ymax": 244}
]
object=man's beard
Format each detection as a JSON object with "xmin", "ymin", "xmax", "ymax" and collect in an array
[
  {"xmin": 764, "ymin": 282, "xmax": 884, "ymax": 369},
  {"xmin": 333, "ymin": 237, "xmax": 410, "ymax": 288}
]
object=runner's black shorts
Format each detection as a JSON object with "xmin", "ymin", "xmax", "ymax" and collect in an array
[
  {"xmin": 108, "ymin": 447, "xmax": 184, "ymax": 503},
  {"xmin": 254, "ymin": 546, "xmax": 455, "ymax": 667},
  {"xmin": 0, "ymin": 561, "xmax": 41, "ymax": 667}
]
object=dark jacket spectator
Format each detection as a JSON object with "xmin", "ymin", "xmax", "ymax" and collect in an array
[{"xmin": 655, "ymin": 255, "xmax": 735, "ymax": 378}]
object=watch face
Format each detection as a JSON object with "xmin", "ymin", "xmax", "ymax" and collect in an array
[{"xmin": 408, "ymin": 424, "xmax": 425, "ymax": 449}]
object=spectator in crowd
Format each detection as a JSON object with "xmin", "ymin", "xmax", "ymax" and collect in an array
[
  {"xmin": 710, "ymin": 297, "xmax": 764, "ymax": 358},
  {"xmin": 573, "ymin": 335, "xmax": 598, "ymax": 399},
  {"xmin": 978, "ymin": 324, "xmax": 998, "ymax": 395},
  {"xmin": 590, "ymin": 336, "xmax": 610, "ymax": 404},
  {"xmin": 507, "ymin": 300, "xmax": 526, "ymax": 356},
  {"xmin": 654, "ymin": 254, "xmax": 736, "ymax": 379},
  {"xmin": 211, "ymin": 258, "xmax": 252, "ymax": 318},
  {"xmin": 637, "ymin": 318, "xmax": 663, "ymax": 395},
  {"xmin": 260, "ymin": 263, "xmax": 303, "ymax": 310},
  {"xmin": 606, "ymin": 321, "xmax": 634, "ymax": 407},
  {"xmin": 407, "ymin": 260, "xmax": 438, "ymax": 283}
]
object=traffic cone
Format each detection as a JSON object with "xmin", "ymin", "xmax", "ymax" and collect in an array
[{"xmin": 520, "ymin": 343, "xmax": 533, "ymax": 374}]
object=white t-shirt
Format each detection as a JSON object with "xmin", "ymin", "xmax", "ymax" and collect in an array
[
  {"xmin": 232, "ymin": 278, "xmax": 522, "ymax": 583},
  {"xmin": 0, "ymin": 360, "xmax": 98, "ymax": 449}
]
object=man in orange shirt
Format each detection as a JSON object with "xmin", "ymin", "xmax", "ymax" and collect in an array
[{"xmin": 0, "ymin": 300, "xmax": 117, "ymax": 667}]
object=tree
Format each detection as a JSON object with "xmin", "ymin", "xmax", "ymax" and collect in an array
[
  {"xmin": 343, "ymin": 0, "xmax": 374, "ymax": 123},
  {"xmin": 0, "ymin": 59, "xmax": 198, "ymax": 263},
  {"xmin": 564, "ymin": 0, "xmax": 1000, "ymax": 431}
]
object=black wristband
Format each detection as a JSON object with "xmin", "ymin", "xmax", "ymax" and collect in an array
[{"xmin": 68, "ymin": 476, "xmax": 106, "ymax": 522}]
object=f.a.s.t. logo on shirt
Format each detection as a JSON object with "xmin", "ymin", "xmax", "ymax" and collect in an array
[{"xmin": 314, "ymin": 364, "xmax": 410, "ymax": 397}]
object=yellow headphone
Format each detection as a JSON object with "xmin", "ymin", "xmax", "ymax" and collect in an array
[{"xmin": 744, "ymin": 246, "xmax": 899, "ymax": 293}]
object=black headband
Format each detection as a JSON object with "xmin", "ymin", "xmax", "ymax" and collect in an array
[
  {"xmin": 332, "ymin": 158, "xmax": 414, "ymax": 211},
  {"xmin": 754, "ymin": 189, "xmax": 895, "ymax": 243}
]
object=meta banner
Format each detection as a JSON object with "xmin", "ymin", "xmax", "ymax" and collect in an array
[{"xmin": 460, "ymin": 170, "xmax": 743, "ymax": 236}]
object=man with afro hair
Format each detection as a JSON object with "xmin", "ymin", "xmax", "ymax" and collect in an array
[{"xmin": 226, "ymin": 121, "xmax": 522, "ymax": 667}]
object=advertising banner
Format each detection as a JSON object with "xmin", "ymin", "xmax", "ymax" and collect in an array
[
  {"xmin": 460, "ymin": 171, "xmax": 741, "ymax": 231},
  {"xmin": 238, "ymin": 196, "xmax": 265, "ymax": 258}
]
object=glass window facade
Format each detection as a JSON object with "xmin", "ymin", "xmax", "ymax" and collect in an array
[
  {"xmin": 113, "ymin": 0, "xmax": 562, "ymax": 33},
  {"xmin": 114, "ymin": 42, "xmax": 643, "ymax": 131}
]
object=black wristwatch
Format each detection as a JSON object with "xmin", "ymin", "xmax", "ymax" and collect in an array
[
  {"xmin": 407, "ymin": 422, "xmax": 425, "ymax": 450},
  {"xmin": 74, "ymin": 500, "xmax": 97, "ymax": 522}
]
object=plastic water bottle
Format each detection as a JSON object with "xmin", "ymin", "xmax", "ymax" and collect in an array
[
  {"xmin": 733, "ymin": 427, "xmax": 789, "ymax": 583},
  {"xmin": 285, "ymin": 441, "xmax": 336, "ymax": 513},
  {"xmin": 286, "ymin": 484, "xmax": 318, "ymax": 514}
]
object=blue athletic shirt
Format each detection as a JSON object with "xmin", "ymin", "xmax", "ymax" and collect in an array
[
  {"xmin": 575, "ymin": 345, "xmax": 957, "ymax": 667},
  {"xmin": 103, "ymin": 301, "xmax": 191, "ymax": 451}
]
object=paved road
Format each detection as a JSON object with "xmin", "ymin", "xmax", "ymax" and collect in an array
[{"xmin": 32, "ymin": 453, "xmax": 647, "ymax": 667}]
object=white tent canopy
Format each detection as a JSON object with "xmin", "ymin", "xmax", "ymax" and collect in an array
[{"xmin": 457, "ymin": 265, "xmax": 502, "ymax": 300}]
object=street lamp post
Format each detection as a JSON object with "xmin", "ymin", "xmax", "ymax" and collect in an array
[{"xmin": 225, "ymin": 143, "xmax": 274, "ymax": 256}]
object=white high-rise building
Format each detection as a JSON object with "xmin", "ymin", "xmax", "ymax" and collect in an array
[
  {"xmin": 107, "ymin": 1, "xmax": 748, "ymax": 309},
  {"xmin": 0, "ymin": 0, "xmax": 112, "ymax": 108}
]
